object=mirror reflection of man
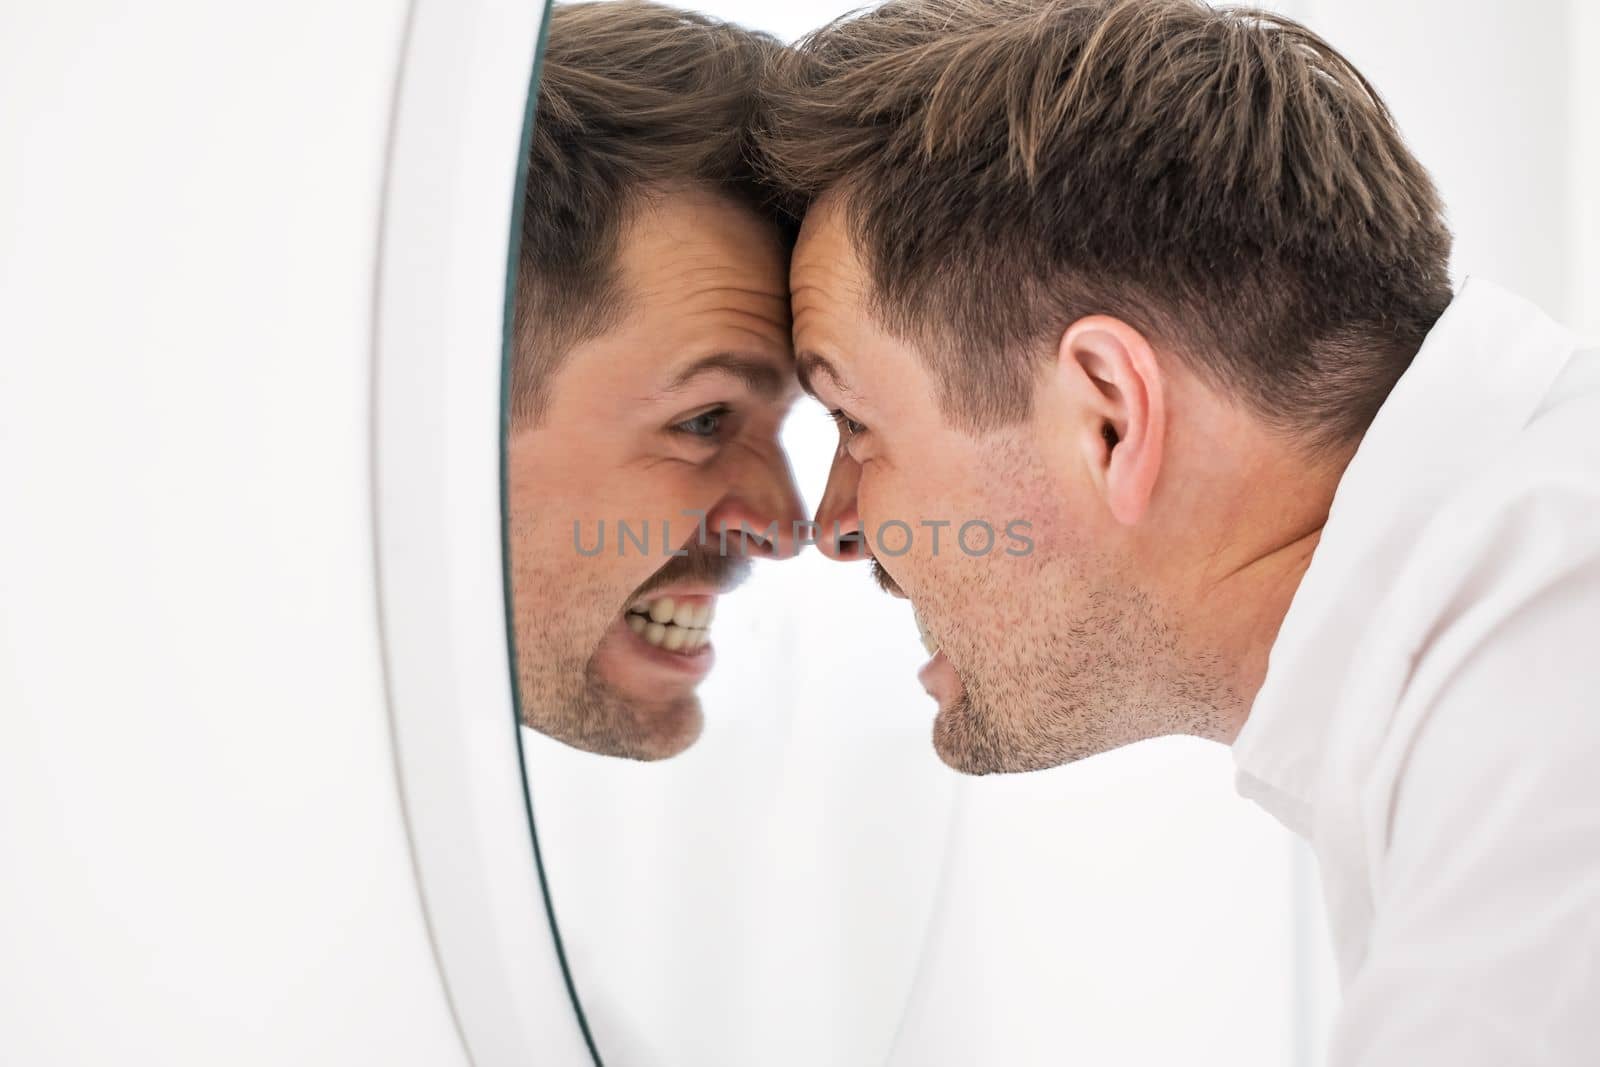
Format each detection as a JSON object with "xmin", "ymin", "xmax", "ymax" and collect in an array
[
  {"xmin": 764, "ymin": 1, "xmax": 1600, "ymax": 1061},
  {"xmin": 507, "ymin": 1, "xmax": 805, "ymax": 761}
]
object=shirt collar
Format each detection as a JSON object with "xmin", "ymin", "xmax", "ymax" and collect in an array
[{"xmin": 1231, "ymin": 278, "xmax": 1580, "ymax": 835}]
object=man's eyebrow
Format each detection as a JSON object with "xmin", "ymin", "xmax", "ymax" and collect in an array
[
  {"xmin": 662, "ymin": 352, "xmax": 790, "ymax": 401},
  {"xmin": 795, "ymin": 351, "xmax": 852, "ymax": 401}
]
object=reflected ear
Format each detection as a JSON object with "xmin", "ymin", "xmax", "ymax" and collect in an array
[{"xmin": 1056, "ymin": 315, "xmax": 1166, "ymax": 526}]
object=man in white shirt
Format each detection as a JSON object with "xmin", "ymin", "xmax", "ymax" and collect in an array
[
  {"xmin": 760, "ymin": 0, "xmax": 1600, "ymax": 1060},
  {"xmin": 1234, "ymin": 283, "xmax": 1600, "ymax": 1062}
]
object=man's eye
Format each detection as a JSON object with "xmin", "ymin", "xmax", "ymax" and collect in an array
[
  {"xmin": 672, "ymin": 406, "xmax": 729, "ymax": 439},
  {"xmin": 827, "ymin": 408, "xmax": 867, "ymax": 437}
]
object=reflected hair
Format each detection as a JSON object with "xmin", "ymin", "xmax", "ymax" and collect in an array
[
  {"xmin": 758, "ymin": 0, "xmax": 1454, "ymax": 453},
  {"xmin": 511, "ymin": 1, "xmax": 791, "ymax": 424}
]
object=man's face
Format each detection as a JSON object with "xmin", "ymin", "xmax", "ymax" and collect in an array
[
  {"xmin": 507, "ymin": 187, "xmax": 804, "ymax": 760},
  {"xmin": 793, "ymin": 197, "xmax": 1207, "ymax": 775}
]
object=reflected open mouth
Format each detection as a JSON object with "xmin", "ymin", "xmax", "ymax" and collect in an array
[
  {"xmin": 624, "ymin": 595, "xmax": 714, "ymax": 654},
  {"xmin": 592, "ymin": 593, "xmax": 717, "ymax": 692}
]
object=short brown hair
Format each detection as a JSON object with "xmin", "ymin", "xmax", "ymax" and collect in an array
[
  {"xmin": 760, "ymin": 0, "xmax": 1453, "ymax": 450},
  {"xmin": 511, "ymin": 1, "xmax": 788, "ymax": 422}
]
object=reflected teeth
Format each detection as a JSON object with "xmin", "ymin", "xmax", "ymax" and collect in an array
[{"xmin": 626, "ymin": 596, "xmax": 713, "ymax": 654}]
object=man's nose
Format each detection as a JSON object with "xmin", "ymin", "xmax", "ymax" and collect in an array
[
  {"xmin": 812, "ymin": 442, "xmax": 866, "ymax": 562},
  {"xmin": 703, "ymin": 446, "xmax": 808, "ymax": 559}
]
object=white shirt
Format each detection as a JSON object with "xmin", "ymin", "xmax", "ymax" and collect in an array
[{"xmin": 1234, "ymin": 278, "xmax": 1600, "ymax": 1066}]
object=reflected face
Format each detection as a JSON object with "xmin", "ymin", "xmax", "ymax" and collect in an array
[
  {"xmin": 508, "ymin": 187, "xmax": 804, "ymax": 760},
  {"xmin": 794, "ymin": 197, "xmax": 1192, "ymax": 775}
]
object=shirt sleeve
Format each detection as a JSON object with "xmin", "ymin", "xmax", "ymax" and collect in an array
[{"xmin": 1327, "ymin": 510, "xmax": 1600, "ymax": 1066}]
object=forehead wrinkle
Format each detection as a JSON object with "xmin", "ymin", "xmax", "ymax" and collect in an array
[
  {"xmin": 667, "ymin": 277, "xmax": 790, "ymax": 307},
  {"xmin": 789, "ymin": 293, "xmax": 842, "ymax": 384},
  {"xmin": 789, "ymin": 263, "xmax": 864, "ymax": 322},
  {"xmin": 669, "ymin": 351, "xmax": 784, "ymax": 394},
  {"xmin": 670, "ymin": 267, "xmax": 781, "ymax": 288},
  {"xmin": 652, "ymin": 303, "xmax": 793, "ymax": 355},
  {"xmin": 791, "ymin": 210, "xmax": 867, "ymax": 334},
  {"xmin": 620, "ymin": 264, "xmax": 789, "ymax": 343},
  {"xmin": 789, "ymin": 268, "xmax": 858, "ymax": 303},
  {"xmin": 789, "ymin": 281, "xmax": 830, "ymax": 305},
  {"xmin": 713, "ymin": 303, "xmax": 792, "ymax": 332},
  {"xmin": 634, "ymin": 280, "xmax": 789, "ymax": 328},
  {"xmin": 635, "ymin": 274, "xmax": 786, "ymax": 299},
  {"xmin": 791, "ymin": 235, "xmax": 864, "ymax": 286}
]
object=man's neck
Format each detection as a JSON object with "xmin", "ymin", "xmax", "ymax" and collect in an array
[
  {"xmin": 1208, "ymin": 525, "xmax": 1325, "ymax": 741},
  {"xmin": 1165, "ymin": 440, "xmax": 1354, "ymax": 743}
]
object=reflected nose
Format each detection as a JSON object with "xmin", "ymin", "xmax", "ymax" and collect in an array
[
  {"xmin": 813, "ymin": 442, "xmax": 866, "ymax": 562},
  {"xmin": 703, "ymin": 444, "xmax": 807, "ymax": 560}
]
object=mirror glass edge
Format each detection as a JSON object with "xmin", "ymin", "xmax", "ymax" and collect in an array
[{"xmin": 497, "ymin": 2, "xmax": 606, "ymax": 1062}]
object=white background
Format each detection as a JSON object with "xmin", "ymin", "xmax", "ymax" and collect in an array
[
  {"xmin": 522, "ymin": 3, "xmax": 1599, "ymax": 1066},
  {"xmin": 0, "ymin": 4, "xmax": 482, "ymax": 1064}
]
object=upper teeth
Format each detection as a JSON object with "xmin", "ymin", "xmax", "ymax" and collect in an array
[
  {"xmin": 626, "ymin": 596, "xmax": 713, "ymax": 652},
  {"xmin": 913, "ymin": 609, "xmax": 938, "ymax": 655}
]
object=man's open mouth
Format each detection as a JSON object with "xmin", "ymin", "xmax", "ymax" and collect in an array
[
  {"xmin": 866, "ymin": 553, "xmax": 957, "ymax": 700},
  {"xmin": 624, "ymin": 595, "xmax": 713, "ymax": 654},
  {"xmin": 913, "ymin": 609, "xmax": 938, "ymax": 655}
]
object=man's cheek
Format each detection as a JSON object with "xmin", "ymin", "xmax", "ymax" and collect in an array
[
  {"xmin": 852, "ymin": 471, "xmax": 880, "ymax": 534},
  {"xmin": 656, "ymin": 476, "xmax": 721, "ymax": 539},
  {"xmin": 860, "ymin": 488, "xmax": 912, "ymax": 558}
]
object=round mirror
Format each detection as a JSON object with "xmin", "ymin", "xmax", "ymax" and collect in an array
[{"xmin": 505, "ymin": 5, "xmax": 960, "ymax": 1062}]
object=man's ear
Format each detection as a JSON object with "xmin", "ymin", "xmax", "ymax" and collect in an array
[{"xmin": 1055, "ymin": 315, "xmax": 1166, "ymax": 526}]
